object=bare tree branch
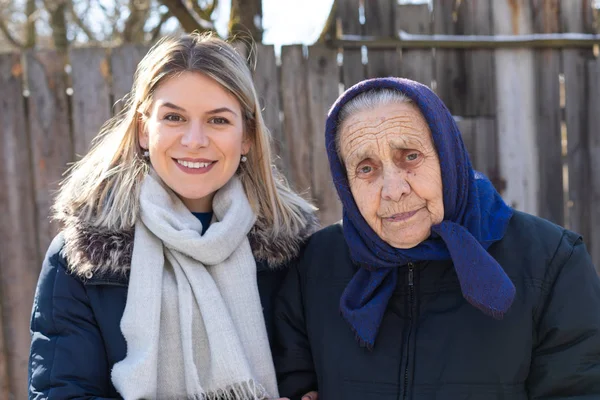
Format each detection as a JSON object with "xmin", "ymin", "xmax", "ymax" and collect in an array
[
  {"xmin": 229, "ymin": 0, "xmax": 262, "ymax": 41},
  {"xmin": 150, "ymin": 9, "xmax": 172, "ymax": 42},
  {"xmin": 0, "ymin": 12, "xmax": 24, "ymax": 48},
  {"xmin": 159, "ymin": 0, "xmax": 212, "ymax": 33},
  {"xmin": 96, "ymin": 0, "xmax": 121, "ymax": 41},
  {"xmin": 206, "ymin": 0, "xmax": 218, "ymax": 18},
  {"xmin": 190, "ymin": 0, "xmax": 217, "ymax": 24},
  {"xmin": 43, "ymin": 0, "xmax": 69, "ymax": 51},
  {"xmin": 317, "ymin": 0, "xmax": 337, "ymax": 43},
  {"xmin": 67, "ymin": 0, "xmax": 98, "ymax": 42},
  {"xmin": 25, "ymin": 0, "xmax": 37, "ymax": 48},
  {"xmin": 123, "ymin": 0, "xmax": 151, "ymax": 43}
]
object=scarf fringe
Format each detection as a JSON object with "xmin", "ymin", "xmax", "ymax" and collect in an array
[
  {"xmin": 166, "ymin": 380, "xmax": 269, "ymax": 400},
  {"xmin": 464, "ymin": 293, "xmax": 510, "ymax": 321},
  {"xmin": 339, "ymin": 309, "xmax": 374, "ymax": 350}
]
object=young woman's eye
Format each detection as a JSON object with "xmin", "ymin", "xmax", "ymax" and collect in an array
[
  {"xmin": 209, "ymin": 116, "xmax": 230, "ymax": 125},
  {"xmin": 164, "ymin": 114, "xmax": 184, "ymax": 122}
]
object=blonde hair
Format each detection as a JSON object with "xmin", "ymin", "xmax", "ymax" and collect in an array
[{"xmin": 54, "ymin": 32, "xmax": 315, "ymax": 237}]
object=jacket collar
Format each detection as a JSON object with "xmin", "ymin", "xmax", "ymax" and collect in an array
[{"xmin": 60, "ymin": 208, "xmax": 319, "ymax": 281}]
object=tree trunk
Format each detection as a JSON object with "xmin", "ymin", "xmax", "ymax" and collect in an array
[
  {"xmin": 229, "ymin": 0, "xmax": 262, "ymax": 42},
  {"xmin": 123, "ymin": 0, "xmax": 151, "ymax": 43},
  {"xmin": 25, "ymin": 0, "xmax": 37, "ymax": 48},
  {"xmin": 317, "ymin": 0, "xmax": 337, "ymax": 43},
  {"xmin": 160, "ymin": 0, "xmax": 209, "ymax": 33},
  {"xmin": 46, "ymin": 0, "xmax": 69, "ymax": 52}
]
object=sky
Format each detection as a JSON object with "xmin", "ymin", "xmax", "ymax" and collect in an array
[{"xmin": 214, "ymin": 0, "xmax": 335, "ymax": 46}]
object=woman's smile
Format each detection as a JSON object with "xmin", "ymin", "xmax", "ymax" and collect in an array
[
  {"xmin": 382, "ymin": 208, "xmax": 423, "ymax": 223},
  {"xmin": 173, "ymin": 157, "xmax": 217, "ymax": 175}
]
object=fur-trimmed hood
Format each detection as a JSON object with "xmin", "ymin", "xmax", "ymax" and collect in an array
[{"xmin": 59, "ymin": 207, "xmax": 319, "ymax": 280}]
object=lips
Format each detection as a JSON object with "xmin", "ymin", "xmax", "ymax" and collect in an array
[
  {"xmin": 173, "ymin": 158, "xmax": 217, "ymax": 174},
  {"xmin": 382, "ymin": 208, "xmax": 422, "ymax": 222}
]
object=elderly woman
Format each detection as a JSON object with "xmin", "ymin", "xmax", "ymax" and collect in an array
[{"xmin": 274, "ymin": 78, "xmax": 600, "ymax": 399}]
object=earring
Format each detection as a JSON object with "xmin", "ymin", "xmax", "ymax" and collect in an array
[
  {"xmin": 241, "ymin": 155, "xmax": 247, "ymax": 163},
  {"xmin": 143, "ymin": 150, "xmax": 149, "ymax": 159}
]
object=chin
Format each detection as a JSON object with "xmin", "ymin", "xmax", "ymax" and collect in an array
[{"xmin": 384, "ymin": 228, "xmax": 430, "ymax": 249}]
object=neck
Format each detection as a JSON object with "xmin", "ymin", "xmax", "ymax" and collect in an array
[{"xmin": 181, "ymin": 193, "xmax": 214, "ymax": 213}]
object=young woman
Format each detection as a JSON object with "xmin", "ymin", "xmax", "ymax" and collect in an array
[{"xmin": 29, "ymin": 33, "xmax": 318, "ymax": 400}]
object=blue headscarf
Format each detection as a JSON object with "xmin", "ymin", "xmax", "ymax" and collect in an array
[{"xmin": 326, "ymin": 78, "xmax": 515, "ymax": 348}]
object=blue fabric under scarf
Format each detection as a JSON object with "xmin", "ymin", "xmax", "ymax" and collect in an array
[
  {"xmin": 192, "ymin": 211, "xmax": 213, "ymax": 235},
  {"xmin": 326, "ymin": 77, "xmax": 515, "ymax": 348}
]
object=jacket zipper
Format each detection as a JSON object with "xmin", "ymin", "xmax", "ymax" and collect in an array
[{"xmin": 402, "ymin": 262, "xmax": 415, "ymax": 400}]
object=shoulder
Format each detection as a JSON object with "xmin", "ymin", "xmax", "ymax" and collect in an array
[
  {"xmin": 500, "ymin": 210, "xmax": 579, "ymax": 259},
  {"xmin": 33, "ymin": 233, "xmax": 91, "ymax": 328},
  {"xmin": 41, "ymin": 232, "xmax": 71, "ymax": 279},
  {"xmin": 304, "ymin": 222, "xmax": 346, "ymax": 253},
  {"xmin": 251, "ymin": 207, "xmax": 320, "ymax": 270},
  {"xmin": 494, "ymin": 210, "xmax": 584, "ymax": 280},
  {"xmin": 294, "ymin": 221, "xmax": 355, "ymax": 278}
]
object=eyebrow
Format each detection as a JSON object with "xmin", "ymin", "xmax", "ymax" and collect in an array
[
  {"xmin": 206, "ymin": 107, "xmax": 238, "ymax": 117},
  {"xmin": 345, "ymin": 137, "xmax": 424, "ymax": 164},
  {"xmin": 161, "ymin": 102, "xmax": 186, "ymax": 112},
  {"xmin": 159, "ymin": 103, "xmax": 238, "ymax": 117},
  {"xmin": 346, "ymin": 146, "xmax": 375, "ymax": 165}
]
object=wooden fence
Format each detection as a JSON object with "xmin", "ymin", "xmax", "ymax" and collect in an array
[{"xmin": 0, "ymin": 0, "xmax": 599, "ymax": 398}]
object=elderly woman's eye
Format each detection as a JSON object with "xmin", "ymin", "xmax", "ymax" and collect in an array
[
  {"xmin": 406, "ymin": 153, "xmax": 420, "ymax": 161},
  {"xmin": 357, "ymin": 165, "xmax": 373, "ymax": 175}
]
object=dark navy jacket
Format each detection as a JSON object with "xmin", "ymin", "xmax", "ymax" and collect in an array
[
  {"xmin": 29, "ymin": 233, "xmax": 288, "ymax": 399},
  {"xmin": 274, "ymin": 211, "xmax": 600, "ymax": 400}
]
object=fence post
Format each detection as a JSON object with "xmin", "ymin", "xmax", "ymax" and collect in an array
[
  {"xmin": 338, "ymin": 0, "xmax": 365, "ymax": 88},
  {"xmin": 0, "ymin": 52, "xmax": 38, "ymax": 400},
  {"xmin": 364, "ymin": 0, "xmax": 399, "ymax": 78},
  {"xmin": 493, "ymin": 0, "xmax": 539, "ymax": 213},
  {"xmin": 25, "ymin": 49, "xmax": 73, "ymax": 259},
  {"xmin": 561, "ymin": 0, "xmax": 595, "ymax": 251},
  {"xmin": 396, "ymin": 3, "xmax": 433, "ymax": 87},
  {"xmin": 69, "ymin": 47, "xmax": 112, "ymax": 156}
]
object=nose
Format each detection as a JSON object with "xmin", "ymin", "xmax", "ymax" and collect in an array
[
  {"xmin": 381, "ymin": 168, "xmax": 411, "ymax": 202},
  {"xmin": 181, "ymin": 121, "xmax": 209, "ymax": 149}
]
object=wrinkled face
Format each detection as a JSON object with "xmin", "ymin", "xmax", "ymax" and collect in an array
[
  {"xmin": 339, "ymin": 102, "xmax": 444, "ymax": 248},
  {"xmin": 139, "ymin": 71, "xmax": 250, "ymax": 212}
]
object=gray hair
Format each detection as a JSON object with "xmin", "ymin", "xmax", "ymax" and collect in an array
[{"xmin": 336, "ymin": 89, "xmax": 412, "ymax": 162}]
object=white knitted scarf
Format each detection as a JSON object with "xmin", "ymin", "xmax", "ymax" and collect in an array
[{"xmin": 111, "ymin": 173, "xmax": 279, "ymax": 400}]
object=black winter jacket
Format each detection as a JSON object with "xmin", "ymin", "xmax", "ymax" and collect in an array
[{"xmin": 274, "ymin": 211, "xmax": 600, "ymax": 400}]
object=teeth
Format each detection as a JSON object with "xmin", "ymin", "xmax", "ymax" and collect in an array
[{"xmin": 177, "ymin": 160, "xmax": 212, "ymax": 169}]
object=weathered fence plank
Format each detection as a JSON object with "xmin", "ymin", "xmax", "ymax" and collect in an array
[
  {"xmin": 280, "ymin": 45, "xmax": 312, "ymax": 194},
  {"xmin": 531, "ymin": 0, "xmax": 564, "ymax": 225},
  {"xmin": 307, "ymin": 45, "xmax": 342, "ymax": 226},
  {"xmin": 0, "ymin": 52, "xmax": 38, "ymax": 400},
  {"xmin": 338, "ymin": 0, "xmax": 365, "ymax": 88},
  {"xmin": 561, "ymin": 0, "xmax": 595, "ymax": 244},
  {"xmin": 587, "ymin": 57, "xmax": 600, "ymax": 271},
  {"xmin": 110, "ymin": 44, "xmax": 150, "ymax": 113},
  {"xmin": 455, "ymin": 118, "xmax": 498, "ymax": 186},
  {"xmin": 253, "ymin": 44, "xmax": 287, "ymax": 174},
  {"xmin": 25, "ymin": 50, "xmax": 73, "ymax": 259},
  {"xmin": 433, "ymin": 0, "xmax": 495, "ymax": 117},
  {"xmin": 493, "ymin": 0, "xmax": 538, "ymax": 212},
  {"xmin": 364, "ymin": 0, "xmax": 399, "ymax": 78},
  {"xmin": 397, "ymin": 3, "xmax": 433, "ymax": 87},
  {"xmin": 0, "ymin": 294, "xmax": 9, "ymax": 400},
  {"xmin": 69, "ymin": 47, "xmax": 112, "ymax": 156}
]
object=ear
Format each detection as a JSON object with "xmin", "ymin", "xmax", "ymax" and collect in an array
[
  {"xmin": 241, "ymin": 137, "xmax": 251, "ymax": 156},
  {"xmin": 137, "ymin": 113, "xmax": 148, "ymax": 150}
]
